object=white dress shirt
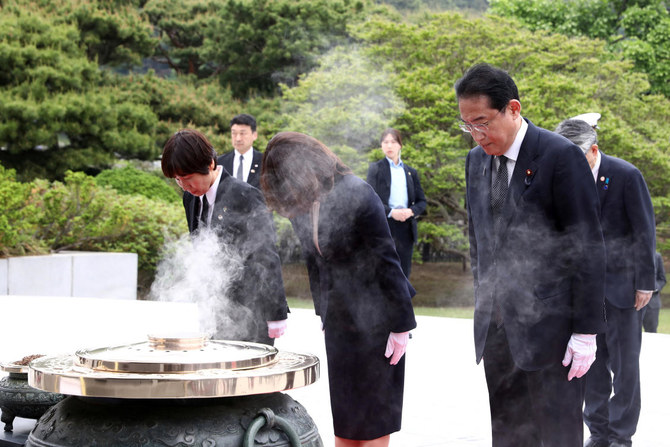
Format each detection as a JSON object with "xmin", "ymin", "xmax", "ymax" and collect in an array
[{"xmin": 232, "ymin": 148, "xmax": 253, "ymax": 183}]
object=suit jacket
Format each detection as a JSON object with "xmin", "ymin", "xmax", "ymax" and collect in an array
[
  {"xmin": 650, "ymin": 252, "xmax": 666, "ymax": 310},
  {"xmin": 596, "ymin": 152, "xmax": 656, "ymax": 309},
  {"xmin": 217, "ymin": 149, "xmax": 263, "ymax": 189},
  {"xmin": 366, "ymin": 159, "xmax": 427, "ymax": 243},
  {"xmin": 290, "ymin": 174, "xmax": 416, "ymax": 335},
  {"xmin": 465, "ymin": 119, "xmax": 607, "ymax": 370},
  {"xmin": 183, "ymin": 168, "xmax": 287, "ymax": 342}
]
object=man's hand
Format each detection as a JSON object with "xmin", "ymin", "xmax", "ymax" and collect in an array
[
  {"xmin": 267, "ymin": 319, "xmax": 287, "ymax": 339},
  {"xmin": 384, "ymin": 331, "xmax": 410, "ymax": 365},
  {"xmin": 635, "ymin": 290, "xmax": 652, "ymax": 311},
  {"xmin": 562, "ymin": 333, "xmax": 597, "ymax": 381},
  {"xmin": 390, "ymin": 209, "xmax": 413, "ymax": 222}
]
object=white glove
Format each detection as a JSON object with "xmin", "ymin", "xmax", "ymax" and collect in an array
[
  {"xmin": 384, "ymin": 331, "xmax": 410, "ymax": 365},
  {"xmin": 267, "ymin": 319, "xmax": 287, "ymax": 339},
  {"xmin": 562, "ymin": 333, "xmax": 597, "ymax": 381}
]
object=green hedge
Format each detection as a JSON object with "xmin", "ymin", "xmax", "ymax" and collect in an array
[
  {"xmin": 0, "ymin": 164, "xmax": 187, "ymax": 284},
  {"xmin": 94, "ymin": 165, "xmax": 181, "ymax": 203}
]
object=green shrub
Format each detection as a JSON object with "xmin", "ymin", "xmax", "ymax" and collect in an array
[
  {"xmin": 95, "ymin": 165, "xmax": 181, "ymax": 203},
  {"xmin": 0, "ymin": 168, "xmax": 187, "ymax": 291},
  {"xmin": 0, "ymin": 163, "xmax": 48, "ymax": 256},
  {"xmin": 31, "ymin": 171, "xmax": 187, "ymax": 275}
]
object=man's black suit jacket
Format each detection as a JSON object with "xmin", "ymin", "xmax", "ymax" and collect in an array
[
  {"xmin": 183, "ymin": 168, "xmax": 287, "ymax": 342},
  {"xmin": 596, "ymin": 152, "xmax": 656, "ymax": 308},
  {"xmin": 366, "ymin": 159, "xmax": 427, "ymax": 243},
  {"xmin": 465, "ymin": 119, "xmax": 607, "ymax": 371},
  {"xmin": 217, "ymin": 149, "xmax": 263, "ymax": 189}
]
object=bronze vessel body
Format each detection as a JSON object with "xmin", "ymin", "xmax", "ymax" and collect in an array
[
  {"xmin": 26, "ymin": 335, "xmax": 322, "ymax": 446},
  {"xmin": 0, "ymin": 365, "xmax": 65, "ymax": 432}
]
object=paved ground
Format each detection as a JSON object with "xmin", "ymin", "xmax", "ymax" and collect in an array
[
  {"xmin": 1, "ymin": 298, "xmax": 668, "ymax": 446},
  {"xmin": 278, "ymin": 309, "xmax": 670, "ymax": 447}
]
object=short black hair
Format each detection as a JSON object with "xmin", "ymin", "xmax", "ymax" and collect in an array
[
  {"xmin": 454, "ymin": 63, "xmax": 520, "ymax": 111},
  {"xmin": 230, "ymin": 114, "xmax": 257, "ymax": 132},
  {"xmin": 161, "ymin": 129, "xmax": 217, "ymax": 178}
]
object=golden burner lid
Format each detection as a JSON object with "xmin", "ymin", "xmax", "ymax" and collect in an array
[
  {"xmin": 0, "ymin": 362, "xmax": 29, "ymax": 374},
  {"xmin": 76, "ymin": 336, "xmax": 278, "ymax": 374},
  {"xmin": 28, "ymin": 336, "xmax": 320, "ymax": 399}
]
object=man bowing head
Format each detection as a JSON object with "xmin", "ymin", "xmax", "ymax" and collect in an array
[{"xmin": 458, "ymin": 63, "xmax": 606, "ymax": 447}]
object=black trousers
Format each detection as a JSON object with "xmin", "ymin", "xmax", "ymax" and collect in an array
[
  {"xmin": 483, "ymin": 324, "xmax": 585, "ymax": 447},
  {"xmin": 387, "ymin": 219, "xmax": 414, "ymax": 279},
  {"xmin": 584, "ymin": 302, "xmax": 644, "ymax": 445},
  {"xmin": 642, "ymin": 306, "xmax": 659, "ymax": 332}
]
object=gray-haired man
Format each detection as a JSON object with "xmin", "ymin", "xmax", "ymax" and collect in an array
[{"xmin": 556, "ymin": 118, "xmax": 656, "ymax": 447}]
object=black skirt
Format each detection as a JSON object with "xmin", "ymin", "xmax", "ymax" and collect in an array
[{"xmin": 324, "ymin": 328, "xmax": 406, "ymax": 440}]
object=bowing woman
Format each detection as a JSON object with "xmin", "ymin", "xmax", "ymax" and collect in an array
[
  {"xmin": 366, "ymin": 128, "xmax": 426, "ymax": 279},
  {"xmin": 260, "ymin": 132, "xmax": 417, "ymax": 447}
]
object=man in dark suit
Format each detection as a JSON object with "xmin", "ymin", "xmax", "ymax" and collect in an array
[
  {"xmin": 556, "ymin": 118, "xmax": 656, "ymax": 447},
  {"xmin": 217, "ymin": 114, "xmax": 263, "ymax": 189},
  {"xmin": 162, "ymin": 128, "xmax": 288, "ymax": 345},
  {"xmin": 643, "ymin": 251, "xmax": 665, "ymax": 332},
  {"xmin": 457, "ymin": 64, "xmax": 607, "ymax": 447},
  {"xmin": 367, "ymin": 128, "xmax": 427, "ymax": 278}
]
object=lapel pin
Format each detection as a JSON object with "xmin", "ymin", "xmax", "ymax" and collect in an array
[
  {"xmin": 217, "ymin": 214, "xmax": 223, "ymax": 220},
  {"xmin": 524, "ymin": 169, "xmax": 533, "ymax": 186},
  {"xmin": 603, "ymin": 177, "xmax": 610, "ymax": 190},
  {"xmin": 250, "ymin": 169, "xmax": 256, "ymax": 173},
  {"xmin": 600, "ymin": 176, "xmax": 605, "ymax": 182}
]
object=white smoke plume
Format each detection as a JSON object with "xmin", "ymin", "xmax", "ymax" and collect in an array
[{"xmin": 149, "ymin": 227, "xmax": 245, "ymax": 338}]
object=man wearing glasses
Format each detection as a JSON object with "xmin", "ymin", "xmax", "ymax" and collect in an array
[{"xmin": 457, "ymin": 63, "xmax": 606, "ymax": 447}]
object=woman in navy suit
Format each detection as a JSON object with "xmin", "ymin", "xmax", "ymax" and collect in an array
[
  {"xmin": 366, "ymin": 129, "xmax": 426, "ymax": 278},
  {"xmin": 260, "ymin": 132, "xmax": 417, "ymax": 447}
]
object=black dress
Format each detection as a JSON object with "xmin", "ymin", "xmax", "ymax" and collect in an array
[{"xmin": 291, "ymin": 174, "xmax": 417, "ymax": 440}]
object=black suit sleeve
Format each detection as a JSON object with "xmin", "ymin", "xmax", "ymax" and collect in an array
[
  {"xmin": 233, "ymin": 186, "xmax": 288, "ymax": 322},
  {"xmin": 655, "ymin": 253, "xmax": 666, "ymax": 292},
  {"xmin": 366, "ymin": 161, "xmax": 392, "ymax": 216},
  {"xmin": 409, "ymin": 167, "xmax": 427, "ymax": 218}
]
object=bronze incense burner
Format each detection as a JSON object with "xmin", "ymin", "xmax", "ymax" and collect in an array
[{"xmin": 26, "ymin": 334, "xmax": 322, "ymax": 446}]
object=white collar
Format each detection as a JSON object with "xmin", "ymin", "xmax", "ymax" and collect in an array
[
  {"xmin": 501, "ymin": 117, "xmax": 527, "ymax": 162},
  {"xmin": 204, "ymin": 166, "xmax": 223, "ymax": 205}
]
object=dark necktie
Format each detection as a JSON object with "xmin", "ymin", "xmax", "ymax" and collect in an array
[
  {"xmin": 192, "ymin": 197, "xmax": 201, "ymax": 231},
  {"xmin": 491, "ymin": 155, "xmax": 508, "ymax": 327},
  {"xmin": 491, "ymin": 155, "xmax": 508, "ymax": 234},
  {"xmin": 200, "ymin": 196, "xmax": 209, "ymax": 228},
  {"xmin": 237, "ymin": 155, "xmax": 244, "ymax": 181}
]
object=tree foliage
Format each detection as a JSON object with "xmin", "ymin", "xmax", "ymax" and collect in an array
[
  {"xmin": 489, "ymin": 0, "xmax": 670, "ymax": 97},
  {"xmin": 278, "ymin": 46, "xmax": 405, "ymax": 175},
  {"xmin": 144, "ymin": 0, "xmax": 368, "ymax": 98},
  {"xmin": 0, "ymin": 8, "xmax": 159, "ymax": 180}
]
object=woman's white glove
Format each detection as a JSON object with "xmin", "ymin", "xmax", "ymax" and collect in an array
[
  {"xmin": 385, "ymin": 331, "xmax": 410, "ymax": 365},
  {"xmin": 562, "ymin": 333, "xmax": 597, "ymax": 381},
  {"xmin": 267, "ymin": 320, "xmax": 287, "ymax": 339}
]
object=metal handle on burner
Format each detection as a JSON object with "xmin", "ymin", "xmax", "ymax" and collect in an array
[{"xmin": 243, "ymin": 407, "xmax": 303, "ymax": 446}]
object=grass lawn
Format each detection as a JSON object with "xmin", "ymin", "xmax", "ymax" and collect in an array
[{"xmin": 286, "ymin": 298, "xmax": 670, "ymax": 335}]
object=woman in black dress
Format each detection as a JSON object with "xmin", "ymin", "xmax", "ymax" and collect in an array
[{"xmin": 261, "ymin": 132, "xmax": 417, "ymax": 447}]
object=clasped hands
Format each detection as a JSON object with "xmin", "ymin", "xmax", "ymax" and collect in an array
[
  {"xmin": 390, "ymin": 208, "xmax": 414, "ymax": 222},
  {"xmin": 562, "ymin": 333, "xmax": 597, "ymax": 381}
]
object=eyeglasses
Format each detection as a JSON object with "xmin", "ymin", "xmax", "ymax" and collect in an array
[{"xmin": 458, "ymin": 108, "xmax": 505, "ymax": 134}]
